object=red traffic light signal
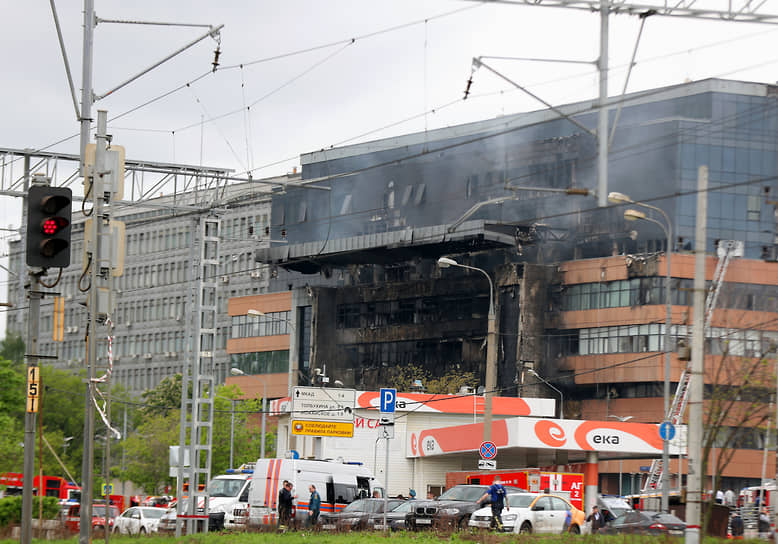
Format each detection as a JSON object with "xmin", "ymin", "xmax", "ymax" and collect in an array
[
  {"xmin": 26, "ymin": 186, "xmax": 72, "ymax": 268},
  {"xmin": 42, "ymin": 216, "xmax": 68, "ymax": 235}
]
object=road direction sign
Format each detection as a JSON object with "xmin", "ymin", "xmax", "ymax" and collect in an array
[
  {"xmin": 380, "ymin": 388, "xmax": 396, "ymax": 413},
  {"xmin": 479, "ymin": 441, "xmax": 497, "ymax": 460},
  {"xmin": 478, "ymin": 459, "xmax": 497, "ymax": 470},
  {"xmin": 292, "ymin": 386, "xmax": 356, "ymax": 422},
  {"xmin": 659, "ymin": 421, "xmax": 676, "ymax": 441}
]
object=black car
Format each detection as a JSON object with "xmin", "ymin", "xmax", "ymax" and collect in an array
[
  {"xmin": 599, "ymin": 510, "xmax": 686, "ymax": 536},
  {"xmin": 373, "ymin": 500, "xmax": 414, "ymax": 531},
  {"xmin": 408, "ymin": 484, "xmax": 524, "ymax": 530},
  {"xmin": 318, "ymin": 498, "xmax": 405, "ymax": 531}
]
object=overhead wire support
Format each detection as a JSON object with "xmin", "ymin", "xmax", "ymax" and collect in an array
[
  {"xmin": 472, "ymin": 57, "xmax": 596, "ymax": 136},
  {"xmin": 95, "ymin": 18, "xmax": 216, "ymax": 28},
  {"xmin": 48, "ymin": 0, "xmax": 80, "ymax": 121},
  {"xmin": 473, "ymin": 0, "xmax": 778, "ymax": 24},
  {"xmin": 94, "ymin": 24, "xmax": 224, "ymax": 100}
]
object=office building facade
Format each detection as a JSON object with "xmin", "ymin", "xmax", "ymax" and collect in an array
[
  {"xmin": 6, "ymin": 174, "xmax": 300, "ymax": 394},
  {"xmin": 255, "ymin": 78, "xmax": 778, "ymax": 489}
]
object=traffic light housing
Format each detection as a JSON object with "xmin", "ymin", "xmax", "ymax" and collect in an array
[{"xmin": 26, "ymin": 185, "xmax": 72, "ymax": 268}]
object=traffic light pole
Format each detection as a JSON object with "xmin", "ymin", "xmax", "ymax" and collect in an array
[{"xmin": 21, "ymin": 272, "xmax": 41, "ymax": 544}]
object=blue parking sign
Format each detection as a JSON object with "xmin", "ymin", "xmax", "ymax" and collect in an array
[{"xmin": 380, "ymin": 388, "xmax": 396, "ymax": 413}]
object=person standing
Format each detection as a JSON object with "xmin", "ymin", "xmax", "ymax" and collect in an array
[
  {"xmin": 587, "ymin": 505, "xmax": 604, "ymax": 533},
  {"xmin": 724, "ymin": 489, "xmax": 736, "ymax": 508},
  {"xmin": 716, "ymin": 489, "xmax": 725, "ymax": 504},
  {"xmin": 758, "ymin": 506, "xmax": 770, "ymax": 539},
  {"xmin": 278, "ymin": 480, "xmax": 294, "ymax": 530},
  {"xmin": 477, "ymin": 476, "xmax": 508, "ymax": 531},
  {"xmin": 307, "ymin": 485, "xmax": 321, "ymax": 528},
  {"xmin": 563, "ymin": 508, "xmax": 572, "ymax": 534}
]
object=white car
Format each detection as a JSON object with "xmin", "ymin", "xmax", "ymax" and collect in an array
[
  {"xmin": 112, "ymin": 506, "xmax": 167, "ymax": 535},
  {"xmin": 469, "ymin": 493, "xmax": 586, "ymax": 534}
]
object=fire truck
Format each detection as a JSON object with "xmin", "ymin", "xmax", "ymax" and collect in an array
[
  {"xmin": 446, "ymin": 468, "xmax": 584, "ymax": 509},
  {"xmin": 0, "ymin": 472, "xmax": 80, "ymax": 502}
]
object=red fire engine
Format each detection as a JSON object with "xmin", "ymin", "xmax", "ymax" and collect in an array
[
  {"xmin": 0, "ymin": 472, "xmax": 80, "ymax": 502},
  {"xmin": 446, "ymin": 468, "xmax": 584, "ymax": 510}
]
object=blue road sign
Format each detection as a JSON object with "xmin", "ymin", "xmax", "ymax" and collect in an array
[
  {"xmin": 380, "ymin": 388, "xmax": 397, "ymax": 413},
  {"xmin": 659, "ymin": 421, "xmax": 676, "ymax": 441},
  {"xmin": 479, "ymin": 441, "xmax": 497, "ymax": 460}
]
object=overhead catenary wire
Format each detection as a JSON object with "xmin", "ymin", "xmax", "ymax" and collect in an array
[{"xmin": 5, "ymin": 5, "xmax": 776, "ymax": 183}]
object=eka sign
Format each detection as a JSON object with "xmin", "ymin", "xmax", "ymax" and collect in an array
[{"xmin": 380, "ymin": 388, "xmax": 396, "ymax": 413}]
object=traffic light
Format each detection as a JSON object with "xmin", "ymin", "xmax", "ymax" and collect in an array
[{"xmin": 26, "ymin": 185, "xmax": 72, "ymax": 268}]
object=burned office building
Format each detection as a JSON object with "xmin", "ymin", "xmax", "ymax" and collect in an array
[{"xmin": 253, "ymin": 78, "xmax": 778, "ymax": 490}]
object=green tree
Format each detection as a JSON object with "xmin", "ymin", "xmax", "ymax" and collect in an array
[
  {"xmin": 123, "ymin": 409, "xmax": 179, "ymax": 494},
  {"xmin": 140, "ymin": 374, "xmax": 183, "ymax": 419},
  {"xmin": 211, "ymin": 385, "xmax": 272, "ymax": 473},
  {"xmin": 39, "ymin": 365, "xmax": 88, "ymax": 480},
  {"xmin": 0, "ymin": 334, "xmax": 25, "ymax": 367},
  {"xmin": 0, "ymin": 357, "xmax": 25, "ymax": 474},
  {"xmin": 116, "ymin": 375, "xmax": 274, "ymax": 493}
]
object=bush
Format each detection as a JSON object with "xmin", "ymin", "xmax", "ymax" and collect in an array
[{"xmin": 0, "ymin": 496, "xmax": 60, "ymax": 527}]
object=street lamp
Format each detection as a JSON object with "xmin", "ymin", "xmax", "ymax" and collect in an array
[
  {"xmin": 608, "ymin": 191, "xmax": 673, "ymax": 513},
  {"xmin": 437, "ymin": 257, "xmax": 497, "ymax": 442},
  {"xmin": 247, "ymin": 309, "xmax": 298, "ymax": 454},
  {"xmin": 609, "ymin": 415, "xmax": 633, "ymax": 496},
  {"xmin": 213, "ymin": 395, "xmax": 238, "ymax": 469},
  {"xmin": 230, "ymin": 368, "xmax": 267, "ymax": 460},
  {"xmin": 528, "ymin": 368, "xmax": 564, "ymax": 420}
]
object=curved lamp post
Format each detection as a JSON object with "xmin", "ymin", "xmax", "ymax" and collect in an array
[
  {"xmin": 231, "ymin": 367, "xmax": 268, "ymax": 460},
  {"xmin": 608, "ymin": 191, "xmax": 673, "ymax": 513},
  {"xmin": 528, "ymin": 368, "xmax": 564, "ymax": 420},
  {"xmin": 437, "ymin": 257, "xmax": 497, "ymax": 441}
]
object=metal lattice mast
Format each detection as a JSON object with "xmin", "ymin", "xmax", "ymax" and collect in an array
[{"xmin": 176, "ymin": 213, "xmax": 220, "ymax": 535}]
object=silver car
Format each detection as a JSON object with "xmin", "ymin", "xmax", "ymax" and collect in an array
[{"xmin": 112, "ymin": 506, "xmax": 167, "ymax": 535}]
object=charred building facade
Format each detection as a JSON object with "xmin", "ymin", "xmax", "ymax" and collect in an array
[{"xmin": 256, "ymin": 79, "xmax": 778, "ymax": 490}]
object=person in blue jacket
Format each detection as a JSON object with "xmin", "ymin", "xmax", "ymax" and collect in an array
[
  {"xmin": 307, "ymin": 484, "xmax": 321, "ymax": 527},
  {"xmin": 477, "ymin": 476, "xmax": 509, "ymax": 530}
]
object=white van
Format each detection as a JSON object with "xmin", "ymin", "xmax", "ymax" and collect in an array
[
  {"xmin": 205, "ymin": 468, "xmax": 253, "ymax": 529},
  {"xmin": 245, "ymin": 458, "xmax": 381, "ymax": 528}
]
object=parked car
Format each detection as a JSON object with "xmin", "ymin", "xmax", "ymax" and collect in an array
[
  {"xmin": 408, "ymin": 484, "xmax": 524, "ymax": 530},
  {"xmin": 599, "ymin": 510, "xmax": 686, "ymax": 536},
  {"xmin": 374, "ymin": 500, "xmax": 414, "ymax": 531},
  {"xmin": 158, "ymin": 498, "xmax": 226, "ymax": 534},
  {"xmin": 598, "ymin": 495, "xmax": 632, "ymax": 520},
  {"xmin": 318, "ymin": 498, "xmax": 405, "ymax": 531},
  {"xmin": 63, "ymin": 503, "xmax": 120, "ymax": 533},
  {"xmin": 157, "ymin": 507, "xmax": 178, "ymax": 535},
  {"xmin": 112, "ymin": 506, "xmax": 167, "ymax": 535},
  {"xmin": 469, "ymin": 492, "xmax": 585, "ymax": 534}
]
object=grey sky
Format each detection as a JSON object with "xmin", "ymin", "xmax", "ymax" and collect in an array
[{"xmin": 3, "ymin": 0, "xmax": 778, "ymax": 332}]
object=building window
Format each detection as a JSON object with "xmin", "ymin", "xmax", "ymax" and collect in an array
[
  {"xmin": 230, "ymin": 350, "xmax": 289, "ymax": 375},
  {"xmin": 230, "ymin": 311, "xmax": 292, "ymax": 339}
]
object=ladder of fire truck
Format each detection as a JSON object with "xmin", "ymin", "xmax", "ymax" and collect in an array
[{"xmin": 642, "ymin": 241, "xmax": 743, "ymax": 493}]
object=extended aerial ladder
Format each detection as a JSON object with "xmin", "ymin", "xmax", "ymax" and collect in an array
[{"xmin": 642, "ymin": 240, "xmax": 744, "ymax": 493}]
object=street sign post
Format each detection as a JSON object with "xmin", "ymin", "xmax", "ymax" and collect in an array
[
  {"xmin": 379, "ymin": 387, "xmax": 396, "ymax": 533},
  {"xmin": 479, "ymin": 441, "xmax": 497, "ymax": 460},
  {"xmin": 291, "ymin": 420, "xmax": 354, "ymax": 437},
  {"xmin": 292, "ymin": 387, "xmax": 356, "ymax": 422},
  {"xmin": 380, "ymin": 388, "xmax": 397, "ymax": 413},
  {"xmin": 659, "ymin": 421, "xmax": 676, "ymax": 441}
]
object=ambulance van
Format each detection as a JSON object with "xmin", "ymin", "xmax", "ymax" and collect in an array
[{"xmin": 244, "ymin": 458, "xmax": 381, "ymax": 528}]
